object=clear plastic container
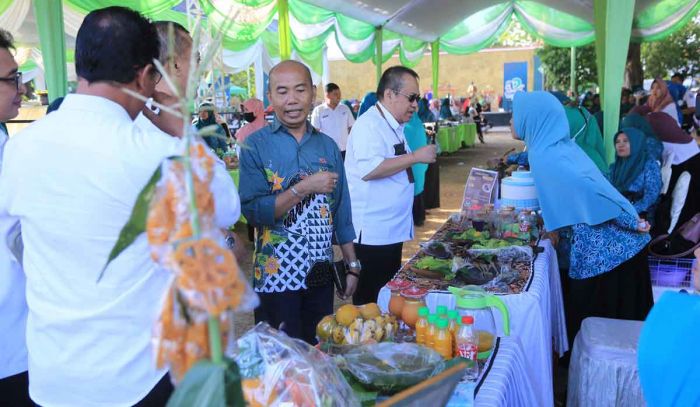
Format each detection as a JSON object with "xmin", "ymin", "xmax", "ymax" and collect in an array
[{"xmin": 455, "ymin": 316, "xmax": 479, "ymax": 381}]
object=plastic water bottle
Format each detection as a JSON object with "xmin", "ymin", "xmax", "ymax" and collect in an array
[{"xmin": 455, "ymin": 316, "xmax": 479, "ymax": 381}]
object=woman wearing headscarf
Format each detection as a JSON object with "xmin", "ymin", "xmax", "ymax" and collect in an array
[
  {"xmin": 647, "ymin": 78, "xmax": 681, "ymax": 126},
  {"xmin": 342, "ymin": 99, "xmax": 357, "ymax": 119},
  {"xmin": 609, "ymin": 128, "xmax": 662, "ymax": 222},
  {"xmin": 429, "ymin": 98, "xmax": 441, "ymax": 121},
  {"xmin": 439, "ymin": 97, "xmax": 453, "ymax": 120},
  {"xmin": 638, "ymin": 290, "xmax": 700, "ymax": 407},
  {"xmin": 563, "ymin": 105, "xmax": 608, "ymax": 174},
  {"xmin": 620, "ymin": 113, "xmax": 664, "ymax": 162},
  {"xmin": 194, "ymin": 102, "xmax": 229, "ymax": 153},
  {"xmin": 404, "ymin": 112, "xmax": 429, "ymax": 226},
  {"xmin": 358, "ymin": 92, "xmax": 377, "ymax": 117},
  {"xmin": 419, "ymin": 97, "xmax": 441, "ymax": 209},
  {"xmin": 417, "ymin": 97, "xmax": 435, "ymax": 122},
  {"xmin": 235, "ymin": 98, "xmax": 266, "ymax": 145},
  {"xmin": 645, "ymin": 111, "xmax": 700, "ymax": 234},
  {"xmin": 512, "ymin": 91, "xmax": 653, "ymax": 348}
]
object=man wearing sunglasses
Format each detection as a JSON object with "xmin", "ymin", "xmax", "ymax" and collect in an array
[
  {"xmin": 344, "ymin": 66, "xmax": 437, "ymax": 305},
  {"xmin": 0, "ymin": 28, "xmax": 30, "ymax": 407}
]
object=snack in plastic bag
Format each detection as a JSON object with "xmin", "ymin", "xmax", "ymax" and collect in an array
[
  {"xmin": 235, "ymin": 322, "xmax": 359, "ymax": 407},
  {"xmin": 342, "ymin": 342, "xmax": 443, "ymax": 393}
]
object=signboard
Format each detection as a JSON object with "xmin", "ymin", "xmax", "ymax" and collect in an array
[
  {"xmin": 502, "ymin": 62, "xmax": 527, "ymax": 111},
  {"xmin": 462, "ymin": 168, "xmax": 499, "ymax": 213}
]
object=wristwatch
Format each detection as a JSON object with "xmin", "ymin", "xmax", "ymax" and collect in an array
[{"xmin": 347, "ymin": 260, "xmax": 362, "ymax": 277}]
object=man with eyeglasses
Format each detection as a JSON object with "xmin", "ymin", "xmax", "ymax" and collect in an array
[
  {"xmin": 344, "ymin": 65, "xmax": 437, "ymax": 305},
  {"xmin": 0, "ymin": 27, "xmax": 31, "ymax": 407}
]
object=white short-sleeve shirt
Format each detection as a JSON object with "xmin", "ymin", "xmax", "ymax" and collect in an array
[
  {"xmin": 0, "ymin": 95, "xmax": 239, "ymax": 406},
  {"xmin": 344, "ymin": 102, "xmax": 414, "ymax": 245},
  {"xmin": 310, "ymin": 102, "xmax": 355, "ymax": 151}
]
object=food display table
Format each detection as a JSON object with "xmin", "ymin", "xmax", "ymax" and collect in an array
[
  {"xmin": 437, "ymin": 124, "xmax": 477, "ymax": 153},
  {"xmin": 378, "ymin": 239, "xmax": 567, "ymax": 407},
  {"xmin": 474, "ymin": 336, "xmax": 541, "ymax": 406}
]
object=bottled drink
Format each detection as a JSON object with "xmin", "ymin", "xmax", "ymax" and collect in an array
[
  {"xmin": 518, "ymin": 209, "xmax": 532, "ymax": 241},
  {"xmin": 415, "ymin": 307, "xmax": 430, "ymax": 345},
  {"xmin": 434, "ymin": 318, "xmax": 453, "ymax": 359},
  {"xmin": 455, "ymin": 316, "xmax": 479, "ymax": 381},
  {"xmin": 447, "ymin": 310, "xmax": 460, "ymax": 354},
  {"xmin": 426, "ymin": 314, "xmax": 438, "ymax": 348}
]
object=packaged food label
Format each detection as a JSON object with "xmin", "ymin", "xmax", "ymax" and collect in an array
[{"xmin": 456, "ymin": 343, "xmax": 477, "ymax": 361}]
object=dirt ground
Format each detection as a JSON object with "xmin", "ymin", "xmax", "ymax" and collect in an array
[{"xmin": 232, "ymin": 127, "xmax": 522, "ymax": 333}]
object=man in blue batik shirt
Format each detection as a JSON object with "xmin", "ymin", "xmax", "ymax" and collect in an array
[{"xmin": 239, "ymin": 60, "xmax": 361, "ymax": 344}]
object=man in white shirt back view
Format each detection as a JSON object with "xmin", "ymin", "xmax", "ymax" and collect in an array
[
  {"xmin": 344, "ymin": 66, "xmax": 437, "ymax": 305},
  {"xmin": 0, "ymin": 7, "xmax": 240, "ymax": 406},
  {"xmin": 0, "ymin": 27, "xmax": 30, "ymax": 407},
  {"xmin": 311, "ymin": 83, "xmax": 354, "ymax": 160}
]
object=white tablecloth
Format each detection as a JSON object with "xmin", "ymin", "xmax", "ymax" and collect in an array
[
  {"xmin": 378, "ymin": 240, "xmax": 568, "ymax": 407},
  {"xmin": 475, "ymin": 336, "xmax": 540, "ymax": 406}
]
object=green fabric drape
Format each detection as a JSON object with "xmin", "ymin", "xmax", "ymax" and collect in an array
[
  {"xmin": 594, "ymin": 0, "xmax": 636, "ymax": 164},
  {"xmin": 65, "ymin": 0, "xmax": 180, "ymax": 14},
  {"xmin": 277, "ymin": 0, "xmax": 291, "ymax": 60},
  {"xmin": 431, "ymin": 40, "xmax": 439, "ymax": 99},
  {"xmin": 374, "ymin": 26, "xmax": 382, "ymax": 85},
  {"xmin": 34, "ymin": 0, "xmax": 67, "ymax": 102}
]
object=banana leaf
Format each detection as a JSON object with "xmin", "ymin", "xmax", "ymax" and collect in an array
[{"xmin": 167, "ymin": 358, "xmax": 245, "ymax": 407}]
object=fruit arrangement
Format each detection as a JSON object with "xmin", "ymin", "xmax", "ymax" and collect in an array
[{"xmin": 317, "ymin": 303, "xmax": 399, "ymax": 346}]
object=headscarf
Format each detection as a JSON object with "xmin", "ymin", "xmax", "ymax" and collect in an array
[
  {"xmin": 342, "ymin": 99, "xmax": 356, "ymax": 119},
  {"xmin": 439, "ymin": 97, "xmax": 453, "ymax": 120},
  {"xmin": 195, "ymin": 103, "xmax": 228, "ymax": 151},
  {"xmin": 236, "ymin": 98, "xmax": 266, "ymax": 144},
  {"xmin": 512, "ymin": 91, "xmax": 637, "ymax": 231},
  {"xmin": 404, "ymin": 112, "xmax": 429, "ymax": 195},
  {"xmin": 195, "ymin": 103, "xmax": 218, "ymax": 129},
  {"xmin": 620, "ymin": 113, "xmax": 664, "ymax": 161},
  {"xmin": 609, "ymin": 128, "xmax": 647, "ymax": 192},
  {"xmin": 647, "ymin": 111, "xmax": 694, "ymax": 144},
  {"xmin": 638, "ymin": 292, "xmax": 700, "ymax": 407},
  {"xmin": 563, "ymin": 105, "xmax": 608, "ymax": 175},
  {"xmin": 358, "ymin": 92, "xmax": 377, "ymax": 117},
  {"xmin": 648, "ymin": 78, "xmax": 675, "ymax": 113},
  {"xmin": 417, "ymin": 98, "xmax": 434, "ymax": 123}
]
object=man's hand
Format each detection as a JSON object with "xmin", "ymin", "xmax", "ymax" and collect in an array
[
  {"xmin": 298, "ymin": 171, "xmax": 339, "ymax": 195},
  {"xmin": 142, "ymin": 90, "xmax": 184, "ymax": 137},
  {"xmin": 412, "ymin": 144, "xmax": 437, "ymax": 164},
  {"xmin": 338, "ymin": 272, "xmax": 359, "ymax": 300}
]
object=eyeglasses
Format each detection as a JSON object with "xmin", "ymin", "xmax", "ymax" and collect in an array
[
  {"xmin": 394, "ymin": 90, "xmax": 421, "ymax": 103},
  {"xmin": 153, "ymin": 70, "xmax": 163, "ymax": 85},
  {"xmin": 0, "ymin": 72, "xmax": 22, "ymax": 91}
]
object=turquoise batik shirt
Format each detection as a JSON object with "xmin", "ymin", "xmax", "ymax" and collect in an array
[
  {"xmin": 239, "ymin": 120, "xmax": 355, "ymax": 293},
  {"xmin": 610, "ymin": 159, "xmax": 662, "ymax": 220},
  {"xmin": 568, "ymin": 211, "xmax": 650, "ymax": 280}
]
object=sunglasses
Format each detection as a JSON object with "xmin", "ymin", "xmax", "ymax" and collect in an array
[
  {"xmin": 0, "ymin": 72, "xmax": 22, "ymax": 91},
  {"xmin": 394, "ymin": 90, "xmax": 421, "ymax": 103}
]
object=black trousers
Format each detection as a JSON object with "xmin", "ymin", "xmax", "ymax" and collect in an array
[
  {"xmin": 254, "ymin": 283, "xmax": 334, "ymax": 345},
  {"xmin": 423, "ymin": 161, "xmax": 440, "ymax": 209},
  {"xmin": 412, "ymin": 193, "xmax": 426, "ymax": 226},
  {"xmin": 353, "ymin": 241, "xmax": 403, "ymax": 305},
  {"xmin": 0, "ymin": 371, "xmax": 32, "ymax": 407}
]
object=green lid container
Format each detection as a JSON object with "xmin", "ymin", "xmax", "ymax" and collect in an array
[
  {"xmin": 436, "ymin": 318, "xmax": 449, "ymax": 329},
  {"xmin": 436, "ymin": 305, "xmax": 448, "ymax": 316},
  {"xmin": 418, "ymin": 307, "xmax": 430, "ymax": 317},
  {"xmin": 447, "ymin": 310, "xmax": 460, "ymax": 320},
  {"xmin": 427, "ymin": 314, "xmax": 438, "ymax": 325}
]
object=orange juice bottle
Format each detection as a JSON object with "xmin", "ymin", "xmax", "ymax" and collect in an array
[
  {"xmin": 447, "ymin": 310, "xmax": 460, "ymax": 354},
  {"xmin": 434, "ymin": 318, "xmax": 452, "ymax": 359},
  {"xmin": 415, "ymin": 307, "xmax": 430, "ymax": 345},
  {"xmin": 426, "ymin": 314, "xmax": 438, "ymax": 348},
  {"xmin": 436, "ymin": 305, "xmax": 448, "ymax": 318}
]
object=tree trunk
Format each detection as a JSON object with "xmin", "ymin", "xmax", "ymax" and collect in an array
[{"xmin": 625, "ymin": 42, "xmax": 644, "ymax": 90}]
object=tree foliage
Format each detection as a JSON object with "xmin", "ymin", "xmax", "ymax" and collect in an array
[
  {"xmin": 536, "ymin": 44, "xmax": 597, "ymax": 91},
  {"xmin": 642, "ymin": 18, "xmax": 700, "ymax": 78}
]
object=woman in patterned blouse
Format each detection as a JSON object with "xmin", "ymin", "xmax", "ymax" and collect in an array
[
  {"xmin": 609, "ymin": 128, "xmax": 663, "ymax": 224},
  {"xmin": 511, "ymin": 92, "xmax": 654, "ymax": 351}
]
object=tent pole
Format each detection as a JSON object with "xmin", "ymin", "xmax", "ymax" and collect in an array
[
  {"xmin": 570, "ymin": 47, "xmax": 576, "ymax": 95},
  {"xmin": 432, "ymin": 39, "xmax": 440, "ymax": 99},
  {"xmin": 278, "ymin": 0, "xmax": 292, "ymax": 60},
  {"xmin": 375, "ymin": 26, "xmax": 383, "ymax": 85},
  {"xmin": 33, "ymin": 0, "xmax": 67, "ymax": 102},
  {"xmin": 594, "ymin": 0, "xmax": 635, "ymax": 163}
]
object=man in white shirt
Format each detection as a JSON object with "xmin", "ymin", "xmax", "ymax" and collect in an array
[
  {"xmin": 0, "ymin": 8, "xmax": 240, "ymax": 406},
  {"xmin": 311, "ymin": 83, "xmax": 354, "ymax": 159},
  {"xmin": 0, "ymin": 28, "xmax": 30, "ymax": 407},
  {"xmin": 344, "ymin": 66, "xmax": 437, "ymax": 305}
]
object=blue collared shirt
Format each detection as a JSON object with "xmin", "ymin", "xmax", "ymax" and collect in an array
[{"xmin": 239, "ymin": 119, "xmax": 354, "ymax": 292}]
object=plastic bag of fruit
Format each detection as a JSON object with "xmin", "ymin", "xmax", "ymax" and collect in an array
[
  {"xmin": 316, "ymin": 303, "xmax": 399, "ymax": 352},
  {"xmin": 234, "ymin": 322, "xmax": 359, "ymax": 407}
]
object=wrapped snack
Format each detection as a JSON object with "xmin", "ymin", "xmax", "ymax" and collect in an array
[
  {"xmin": 342, "ymin": 342, "xmax": 443, "ymax": 393},
  {"xmin": 235, "ymin": 323, "xmax": 359, "ymax": 407}
]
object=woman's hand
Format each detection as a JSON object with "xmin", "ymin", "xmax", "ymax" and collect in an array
[{"xmin": 637, "ymin": 219, "xmax": 651, "ymax": 233}]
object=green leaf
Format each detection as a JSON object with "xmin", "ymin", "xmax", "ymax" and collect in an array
[
  {"xmin": 166, "ymin": 359, "xmax": 245, "ymax": 407},
  {"xmin": 98, "ymin": 164, "xmax": 164, "ymax": 281}
]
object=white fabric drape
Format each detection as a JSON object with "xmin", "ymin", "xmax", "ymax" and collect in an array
[{"xmin": 0, "ymin": 0, "xmax": 30, "ymax": 35}]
